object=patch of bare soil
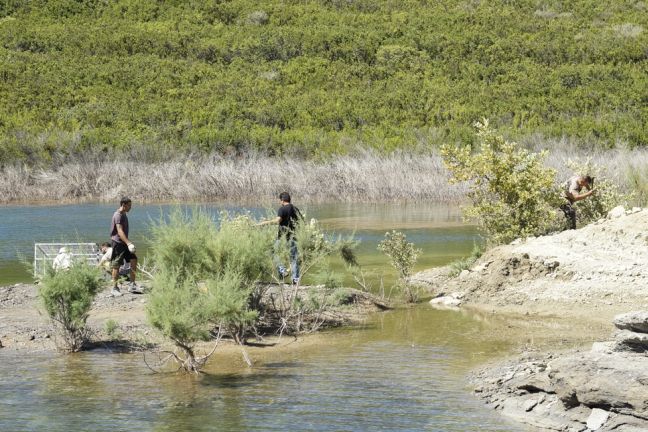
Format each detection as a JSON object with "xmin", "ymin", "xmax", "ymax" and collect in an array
[
  {"xmin": 411, "ymin": 208, "xmax": 648, "ymax": 431},
  {"xmin": 0, "ymin": 282, "xmax": 387, "ymax": 353},
  {"xmin": 412, "ymin": 208, "xmax": 648, "ymax": 322}
]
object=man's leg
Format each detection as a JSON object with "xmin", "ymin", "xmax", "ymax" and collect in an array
[
  {"xmin": 289, "ymin": 239, "xmax": 299, "ymax": 284},
  {"xmin": 129, "ymin": 258, "xmax": 137, "ymax": 283},
  {"xmin": 560, "ymin": 203, "xmax": 577, "ymax": 230},
  {"xmin": 274, "ymin": 239, "xmax": 288, "ymax": 278}
]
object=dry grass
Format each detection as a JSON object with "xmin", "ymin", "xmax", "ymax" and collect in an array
[
  {"xmin": 2, "ymin": 145, "xmax": 647, "ymax": 204},
  {"xmin": 0, "ymin": 151, "xmax": 465, "ymax": 203}
]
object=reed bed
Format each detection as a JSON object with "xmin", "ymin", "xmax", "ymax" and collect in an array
[{"xmin": 1, "ymin": 147, "xmax": 647, "ymax": 204}]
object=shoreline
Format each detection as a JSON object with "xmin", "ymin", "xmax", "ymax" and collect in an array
[{"xmin": 412, "ymin": 208, "xmax": 648, "ymax": 431}]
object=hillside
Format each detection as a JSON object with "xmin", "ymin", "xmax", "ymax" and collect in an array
[{"xmin": 1, "ymin": 0, "xmax": 647, "ymax": 164}]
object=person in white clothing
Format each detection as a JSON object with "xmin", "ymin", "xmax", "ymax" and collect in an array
[{"xmin": 52, "ymin": 247, "xmax": 72, "ymax": 272}]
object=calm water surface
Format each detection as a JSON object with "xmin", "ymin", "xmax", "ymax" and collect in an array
[
  {"xmin": 0, "ymin": 202, "xmax": 528, "ymax": 431},
  {"xmin": 0, "ymin": 202, "xmax": 477, "ymax": 286},
  {"xmin": 1, "ymin": 307, "xmax": 526, "ymax": 431}
]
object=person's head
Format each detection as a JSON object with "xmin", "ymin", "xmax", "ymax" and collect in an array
[
  {"xmin": 58, "ymin": 247, "xmax": 68, "ymax": 255},
  {"xmin": 278, "ymin": 191, "xmax": 291, "ymax": 204},
  {"xmin": 580, "ymin": 175, "xmax": 594, "ymax": 189},
  {"xmin": 120, "ymin": 196, "xmax": 132, "ymax": 211},
  {"xmin": 100, "ymin": 242, "xmax": 111, "ymax": 252}
]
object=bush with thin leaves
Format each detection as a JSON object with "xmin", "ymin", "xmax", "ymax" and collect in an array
[
  {"xmin": 441, "ymin": 119, "xmax": 561, "ymax": 244},
  {"xmin": 267, "ymin": 216, "xmax": 358, "ymax": 333},
  {"xmin": 146, "ymin": 268, "xmax": 257, "ymax": 373},
  {"xmin": 146, "ymin": 208, "xmax": 273, "ymax": 372},
  {"xmin": 39, "ymin": 262, "xmax": 103, "ymax": 352},
  {"xmin": 377, "ymin": 230, "xmax": 421, "ymax": 302}
]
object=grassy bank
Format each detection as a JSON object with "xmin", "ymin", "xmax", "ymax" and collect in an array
[{"xmin": 2, "ymin": 148, "xmax": 648, "ymax": 204}]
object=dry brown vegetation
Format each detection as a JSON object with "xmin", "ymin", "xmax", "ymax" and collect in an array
[{"xmin": 1, "ymin": 147, "xmax": 647, "ymax": 204}]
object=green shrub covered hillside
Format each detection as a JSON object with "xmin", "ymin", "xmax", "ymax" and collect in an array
[{"xmin": 1, "ymin": 0, "xmax": 646, "ymax": 164}]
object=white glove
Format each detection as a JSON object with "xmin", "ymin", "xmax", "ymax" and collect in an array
[{"xmin": 128, "ymin": 243, "xmax": 136, "ymax": 253}]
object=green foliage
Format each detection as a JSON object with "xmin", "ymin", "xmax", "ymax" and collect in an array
[
  {"xmin": 38, "ymin": 262, "xmax": 103, "ymax": 352},
  {"xmin": 288, "ymin": 216, "xmax": 358, "ymax": 281},
  {"xmin": 377, "ymin": 230, "xmax": 421, "ymax": 280},
  {"xmin": 441, "ymin": 120, "xmax": 560, "ymax": 244},
  {"xmin": 565, "ymin": 159, "xmax": 631, "ymax": 225},
  {"xmin": 1, "ymin": 0, "xmax": 647, "ymax": 164},
  {"xmin": 449, "ymin": 243, "xmax": 485, "ymax": 277},
  {"xmin": 146, "ymin": 208, "xmax": 271, "ymax": 371},
  {"xmin": 104, "ymin": 319, "xmax": 119, "ymax": 338},
  {"xmin": 626, "ymin": 164, "xmax": 648, "ymax": 207}
]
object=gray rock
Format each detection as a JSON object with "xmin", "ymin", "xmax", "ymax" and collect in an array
[
  {"xmin": 549, "ymin": 351, "xmax": 648, "ymax": 418},
  {"xmin": 586, "ymin": 408, "xmax": 609, "ymax": 430},
  {"xmin": 523, "ymin": 398, "xmax": 538, "ymax": 412},
  {"xmin": 614, "ymin": 330, "xmax": 648, "ymax": 352},
  {"xmin": 608, "ymin": 206, "xmax": 626, "ymax": 219},
  {"xmin": 429, "ymin": 295, "xmax": 462, "ymax": 308},
  {"xmin": 614, "ymin": 311, "xmax": 648, "ymax": 333}
]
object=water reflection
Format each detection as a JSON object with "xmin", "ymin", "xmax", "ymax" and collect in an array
[{"xmin": 1, "ymin": 306, "xmax": 525, "ymax": 431}]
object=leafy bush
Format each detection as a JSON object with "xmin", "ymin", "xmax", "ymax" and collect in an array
[
  {"xmin": 564, "ymin": 159, "xmax": 630, "ymax": 225},
  {"xmin": 377, "ymin": 230, "xmax": 421, "ymax": 280},
  {"xmin": 39, "ymin": 262, "xmax": 103, "ymax": 352},
  {"xmin": 377, "ymin": 230, "xmax": 421, "ymax": 302},
  {"xmin": 2, "ymin": 0, "xmax": 647, "ymax": 165},
  {"xmin": 448, "ymin": 243, "xmax": 485, "ymax": 277},
  {"xmin": 441, "ymin": 120, "xmax": 561, "ymax": 244},
  {"xmin": 146, "ymin": 208, "xmax": 272, "ymax": 372}
]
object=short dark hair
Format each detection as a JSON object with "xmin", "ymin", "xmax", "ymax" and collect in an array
[
  {"xmin": 584, "ymin": 175, "xmax": 594, "ymax": 186},
  {"xmin": 120, "ymin": 196, "xmax": 132, "ymax": 206},
  {"xmin": 100, "ymin": 242, "xmax": 111, "ymax": 248},
  {"xmin": 279, "ymin": 192, "xmax": 291, "ymax": 202}
]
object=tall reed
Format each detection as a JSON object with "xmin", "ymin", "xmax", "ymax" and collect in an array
[{"xmin": 1, "ymin": 147, "xmax": 647, "ymax": 204}]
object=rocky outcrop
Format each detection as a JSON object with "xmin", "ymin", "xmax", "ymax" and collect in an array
[{"xmin": 471, "ymin": 311, "xmax": 648, "ymax": 431}]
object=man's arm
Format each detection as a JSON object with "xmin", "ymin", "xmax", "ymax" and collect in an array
[
  {"xmin": 116, "ymin": 224, "xmax": 132, "ymax": 245},
  {"xmin": 257, "ymin": 216, "xmax": 281, "ymax": 226},
  {"xmin": 567, "ymin": 188, "xmax": 595, "ymax": 202}
]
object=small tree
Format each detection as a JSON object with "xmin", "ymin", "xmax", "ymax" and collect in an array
[
  {"xmin": 441, "ymin": 119, "xmax": 560, "ymax": 244},
  {"xmin": 267, "ymin": 216, "xmax": 358, "ymax": 333},
  {"xmin": 146, "ymin": 208, "xmax": 273, "ymax": 372},
  {"xmin": 377, "ymin": 230, "xmax": 421, "ymax": 302},
  {"xmin": 39, "ymin": 262, "xmax": 103, "ymax": 352},
  {"xmin": 146, "ymin": 268, "xmax": 257, "ymax": 373}
]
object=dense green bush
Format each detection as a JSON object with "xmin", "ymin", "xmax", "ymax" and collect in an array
[
  {"xmin": 441, "ymin": 120, "xmax": 561, "ymax": 244},
  {"xmin": 564, "ymin": 159, "xmax": 631, "ymax": 226},
  {"xmin": 39, "ymin": 262, "xmax": 104, "ymax": 352},
  {"xmin": 146, "ymin": 209, "xmax": 273, "ymax": 372},
  {"xmin": 1, "ymin": 0, "xmax": 646, "ymax": 164}
]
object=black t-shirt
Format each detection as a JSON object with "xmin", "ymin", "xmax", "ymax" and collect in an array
[{"xmin": 277, "ymin": 204, "xmax": 301, "ymax": 239}]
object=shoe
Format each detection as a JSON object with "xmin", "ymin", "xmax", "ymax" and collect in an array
[
  {"xmin": 111, "ymin": 287, "xmax": 123, "ymax": 297},
  {"xmin": 127, "ymin": 282, "xmax": 143, "ymax": 294},
  {"xmin": 292, "ymin": 278, "xmax": 300, "ymax": 285}
]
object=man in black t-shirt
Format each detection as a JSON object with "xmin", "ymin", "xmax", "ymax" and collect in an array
[{"xmin": 258, "ymin": 192, "xmax": 302, "ymax": 284}]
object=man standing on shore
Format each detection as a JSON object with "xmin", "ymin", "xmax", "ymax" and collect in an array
[
  {"xmin": 561, "ymin": 175, "xmax": 595, "ymax": 230},
  {"xmin": 258, "ymin": 192, "xmax": 302, "ymax": 284},
  {"xmin": 110, "ymin": 197, "xmax": 142, "ymax": 296}
]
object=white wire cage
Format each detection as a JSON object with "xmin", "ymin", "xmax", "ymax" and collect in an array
[{"xmin": 33, "ymin": 243, "xmax": 100, "ymax": 277}]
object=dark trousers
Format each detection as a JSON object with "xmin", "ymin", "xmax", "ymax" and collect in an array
[{"xmin": 560, "ymin": 202, "xmax": 577, "ymax": 230}]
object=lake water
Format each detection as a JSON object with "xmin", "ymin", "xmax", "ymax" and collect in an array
[
  {"xmin": 0, "ymin": 202, "xmax": 529, "ymax": 431},
  {"xmin": 0, "ymin": 201, "xmax": 477, "ymax": 286}
]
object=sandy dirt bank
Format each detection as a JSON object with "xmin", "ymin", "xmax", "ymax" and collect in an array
[{"xmin": 412, "ymin": 208, "xmax": 648, "ymax": 431}]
